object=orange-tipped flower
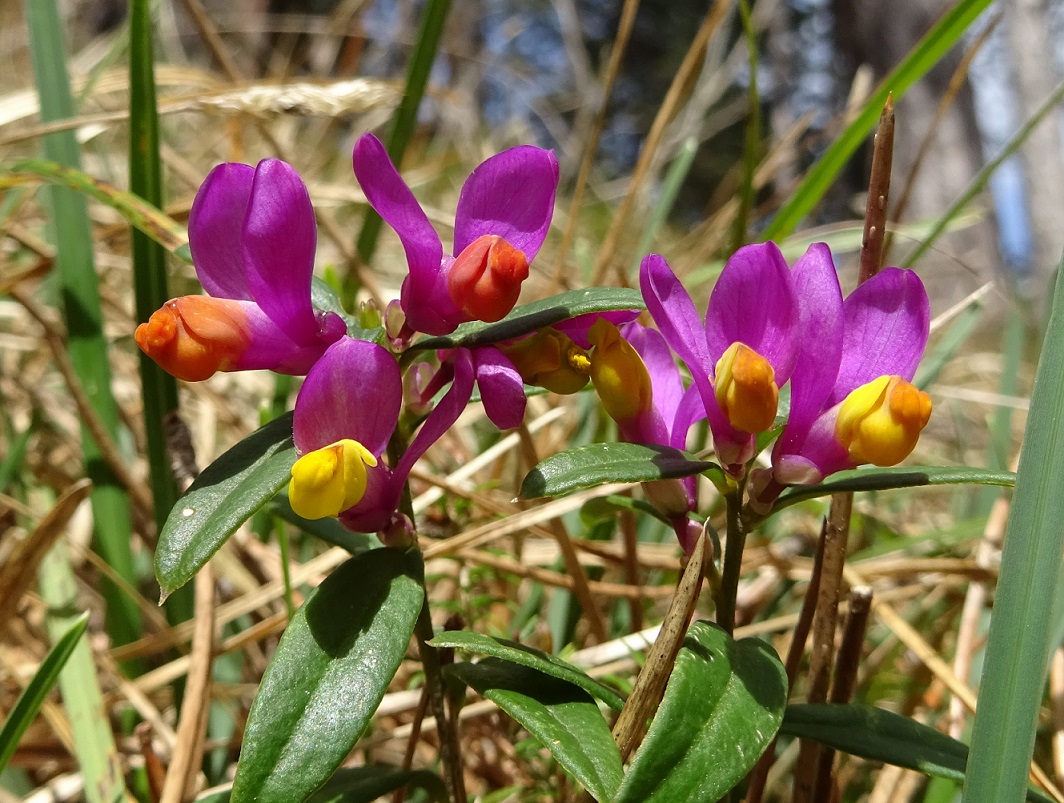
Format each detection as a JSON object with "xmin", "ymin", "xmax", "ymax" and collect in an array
[
  {"xmin": 446, "ymin": 234, "xmax": 530, "ymax": 322},
  {"xmin": 713, "ymin": 342, "xmax": 779, "ymax": 434},
  {"xmin": 135, "ymin": 297, "xmax": 251, "ymax": 382},
  {"xmin": 589, "ymin": 319, "xmax": 654, "ymax": 432},
  {"xmin": 834, "ymin": 375, "xmax": 932, "ymax": 466},
  {"xmin": 502, "ymin": 328, "xmax": 591, "ymax": 394}
]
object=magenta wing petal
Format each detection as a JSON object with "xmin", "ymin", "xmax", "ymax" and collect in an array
[
  {"xmin": 639, "ymin": 254, "xmax": 714, "ymax": 403},
  {"xmin": 229, "ymin": 302, "xmax": 338, "ymax": 376},
  {"xmin": 241, "ymin": 159, "xmax": 323, "ymax": 343},
  {"xmin": 188, "ymin": 162, "xmax": 255, "ymax": 300},
  {"xmin": 394, "ymin": 348, "xmax": 477, "ymax": 482},
  {"xmin": 782, "ymin": 243, "xmax": 844, "ymax": 443},
  {"xmin": 453, "ymin": 146, "xmax": 559, "ymax": 262},
  {"xmin": 292, "ymin": 338, "xmax": 402, "ymax": 457},
  {"xmin": 472, "ymin": 347, "xmax": 527, "ymax": 430},
  {"xmin": 705, "ymin": 242, "xmax": 799, "ymax": 379},
  {"xmin": 352, "ymin": 134, "xmax": 458, "ymax": 333},
  {"xmin": 827, "ymin": 267, "xmax": 931, "ymax": 406}
]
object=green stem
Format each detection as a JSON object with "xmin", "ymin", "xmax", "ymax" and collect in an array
[
  {"xmin": 716, "ymin": 489, "xmax": 746, "ymax": 635},
  {"xmin": 276, "ymin": 517, "xmax": 295, "ymax": 620}
]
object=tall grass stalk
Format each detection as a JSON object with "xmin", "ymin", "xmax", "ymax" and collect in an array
[
  {"xmin": 129, "ymin": 0, "xmax": 180, "ymax": 532},
  {"xmin": 763, "ymin": 0, "xmax": 993, "ymax": 240},
  {"xmin": 963, "ymin": 249, "xmax": 1064, "ymax": 801},
  {"xmin": 24, "ymin": 0, "xmax": 141, "ymax": 648}
]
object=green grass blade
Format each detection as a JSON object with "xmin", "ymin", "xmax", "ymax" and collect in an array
[
  {"xmin": 0, "ymin": 612, "xmax": 88, "ymax": 773},
  {"xmin": 963, "ymin": 248, "xmax": 1064, "ymax": 802},
  {"xmin": 355, "ymin": 0, "xmax": 451, "ymax": 266},
  {"xmin": 630, "ymin": 137, "xmax": 698, "ymax": 277},
  {"xmin": 902, "ymin": 77, "xmax": 1064, "ymax": 269},
  {"xmin": 129, "ymin": 0, "xmax": 180, "ymax": 531},
  {"xmin": 24, "ymin": 0, "xmax": 141, "ymax": 648},
  {"xmin": 762, "ymin": 0, "xmax": 993, "ymax": 240},
  {"xmin": 38, "ymin": 536, "xmax": 128, "ymax": 803}
]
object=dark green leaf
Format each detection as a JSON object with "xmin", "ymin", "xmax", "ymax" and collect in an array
[
  {"xmin": 614, "ymin": 621, "xmax": 786, "ymax": 803},
  {"xmin": 429, "ymin": 631, "xmax": 625, "ymax": 711},
  {"xmin": 0, "ymin": 613, "xmax": 88, "ymax": 773},
  {"xmin": 232, "ymin": 549, "xmax": 424, "ymax": 803},
  {"xmin": 270, "ymin": 495, "xmax": 382, "ymax": 555},
  {"xmin": 307, "ymin": 765, "xmax": 448, "ymax": 802},
  {"xmin": 156, "ymin": 413, "xmax": 296, "ymax": 598},
  {"xmin": 772, "ymin": 466, "xmax": 1015, "ymax": 512},
  {"xmin": 520, "ymin": 442, "xmax": 722, "ymax": 500},
  {"xmin": 780, "ymin": 704, "xmax": 1052, "ymax": 803},
  {"xmin": 409, "ymin": 288, "xmax": 645, "ymax": 353},
  {"xmin": 448, "ymin": 659, "xmax": 622, "ymax": 802}
]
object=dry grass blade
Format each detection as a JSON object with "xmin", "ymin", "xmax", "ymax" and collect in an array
[
  {"xmin": 0, "ymin": 479, "xmax": 90, "ymax": 631},
  {"xmin": 610, "ymin": 526, "xmax": 708, "ymax": 762},
  {"xmin": 158, "ymin": 567, "xmax": 215, "ymax": 803}
]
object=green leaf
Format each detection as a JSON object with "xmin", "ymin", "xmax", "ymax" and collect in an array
[
  {"xmin": 520, "ymin": 442, "xmax": 722, "ymax": 500},
  {"xmin": 408, "ymin": 288, "xmax": 645, "ymax": 354},
  {"xmin": 156, "ymin": 412, "xmax": 296, "ymax": 598},
  {"xmin": 771, "ymin": 465, "xmax": 1015, "ymax": 512},
  {"xmin": 307, "ymin": 765, "xmax": 448, "ymax": 803},
  {"xmin": 232, "ymin": 549, "xmax": 425, "ymax": 803},
  {"xmin": 429, "ymin": 631, "xmax": 626, "ymax": 711},
  {"xmin": 0, "ymin": 612, "xmax": 88, "ymax": 773},
  {"xmin": 448, "ymin": 659, "xmax": 622, "ymax": 802},
  {"xmin": 965, "ymin": 246, "xmax": 1064, "ymax": 801},
  {"xmin": 780, "ymin": 704, "xmax": 1052, "ymax": 803},
  {"xmin": 614, "ymin": 621, "xmax": 787, "ymax": 803},
  {"xmin": 2, "ymin": 159, "xmax": 189, "ymax": 256}
]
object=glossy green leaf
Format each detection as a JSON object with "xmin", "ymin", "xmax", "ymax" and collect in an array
[
  {"xmin": 429, "ymin": 631, "xmax": 625, "ymax": 711},
  {"xmin": 614, "ymin": 621, "xmax": 786, "ymax": 803},
  {"xmin": 156, "ymin": 413, "xmax": 296, "ymax": 598},
  {"xmin": 772, "ymin": 465, "xmax": 1015, "ymax": 513},
  {"xmin": 0, "ymin": 612, "xmax": 88, "ymax": 773},
  {"xmin": 781, "ymin": 704, "xmax": 1052, "ymax": 803},
  {"xmin": 520, "ymin": 442, "xmax": 721, "ymax": 500},
  {"xmin": 408, "ymin": 287, "xmax": 645, "ymax": 355},
  {"xmin": 232, "ymin": 549, "xmax": 424, "ymax": 803},
  {"xmin": 448, "ymin": 659, "xmax": 622, "ymax": 802}
]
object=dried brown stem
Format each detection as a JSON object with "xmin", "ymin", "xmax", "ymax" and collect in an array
[
  {"xmin": 611, "ymin": 529, "xmax": 707, "ymax": 762},
  {"xmin": 859, "ymin": 96, "xmax": 894, "ymax": 284}
]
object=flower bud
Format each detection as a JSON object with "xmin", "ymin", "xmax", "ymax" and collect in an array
[
  {"xmin": 834, "ymin": 375, "xmax": 932, "ymax": 466},
  {"xmin": 447, "ymin": 234, "xmax": 529, "ymax": 322},
  {"xmin": 714, "ymin": 342, "xmax": 779, "ymax": 434},
  {"xmin": 289, "ymin": 438, "xmax": 378, "ymax": 520},
  {"xmin": 502, "ymin": 328, "xmax": 591, "ymax": 394},
  {"xmin": 589, "ymin": 319, "xmax": 653, "ymax": 426},
  {"xmin": 135, "ymin": 296, "xmax": 251, "ymax": 382}
]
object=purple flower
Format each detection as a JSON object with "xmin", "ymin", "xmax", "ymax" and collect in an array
[
  {"xmin": 289, "ymin": 337, "xmax": 475, "ymax": 535},
  {"xmin": 750, "ymin": 245, "xmax": 932, "ymax": 508},
  {"xmin": 136, "ymin": 160, "xmax": 345, "ymax": 381},
  {"xmin": 587, "ymin": 318, "xmax": 707, "ymax": 552},
  {"xmin": 640, "ymin": 246, "xmax": 800, "ymax": 472},
  {"xmin": 352, "ymin": 132, "xmax": 559, "ymax": 336}
]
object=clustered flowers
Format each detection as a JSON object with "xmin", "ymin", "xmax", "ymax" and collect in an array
[{"xmin": 138, "ymin": 133, "xmax": 933, "ymax": 549}]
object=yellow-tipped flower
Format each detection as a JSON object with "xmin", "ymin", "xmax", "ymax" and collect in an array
[
  {"xmin": 502, "ymin": 328, "xmax": 591, "ymax": 394},
  {"xmin": 713, "ymin": 342, "xmax": 779, "ymax": 434},
  {"xmin": 834, "ymin": 375, "xmax": 932, "ymax": 466},
  {"xmin": 289, "ymin": 439, "xmax": 379, "ymax": 520},
  {"xmin": 588, "ymin": 319, "xmax": 653, "ymax": 427}
]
